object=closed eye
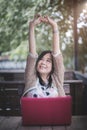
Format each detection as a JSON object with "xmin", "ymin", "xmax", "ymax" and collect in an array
[{"xmin": 47, "ymin": 59, "xmax": 52, "ymax": 63}]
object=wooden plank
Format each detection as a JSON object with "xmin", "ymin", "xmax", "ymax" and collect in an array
[
  {"xmin": 41, "ymin": 126, "xmax": 52, "ymax": 130},
  {"xmin": 52, "ymin": 126, "xmax": 66, "ymax": 130},
  {"xmin": 18, "ymin": 125, "xmax": 41, "ymax": 130},
  {"xmin": 13, "ymin": 116, "xmax": 41, "ymax": 130},
  {"xmin": 0, "ymin": 116, "xmax": 21, "ymax": 130},
  {"xmin": 0, "ymin": 116, "xmax": 5, "ymax": 123},
  {"xmin": 0, "ymin": 81, "xmax": 25, "ymax": 84},
  {"xmin": 0, "ymin": 69, "xmax": 24, "ymax": 73},
  {"xmin": 67, "ymin": 116, "xmax": 87, "ymax": 130},
  {"xmin": 74, "ymin": 84, "xmax": 83, "ymax": 114},
  {"xmin": 0, "ymin": 116, "xmax": 87, "ymax": 130},
  {"xmin": 0, "ymin": 80, "xmax": 83, "ymax": 84},
  {"xmin": 64, "ymin": 80, "xmax": 83, "ymax": 84}
]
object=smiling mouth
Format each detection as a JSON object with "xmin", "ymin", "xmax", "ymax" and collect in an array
[{"xmin": 40, "ymin": 66, "xmax": 46, "ymax": 69}]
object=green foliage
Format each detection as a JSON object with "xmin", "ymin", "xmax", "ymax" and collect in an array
[
  {"xmin": 0, "ymin": 0, "xmax": 87, "ymax": 71},
  {"xmin": 0, "ymin": 0, "xmax": 73, "ymax": 58}
]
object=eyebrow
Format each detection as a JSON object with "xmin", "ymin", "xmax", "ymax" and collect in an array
[{"xmin": 46, "ymin": 58, "xmax": 52, "ymax": 61}]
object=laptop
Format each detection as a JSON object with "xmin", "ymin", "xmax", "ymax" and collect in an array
[{"xmin": 21, "ymin": 96, "xmax": 72, "ymax": 126}]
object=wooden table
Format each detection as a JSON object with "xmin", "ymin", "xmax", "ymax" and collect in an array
[{"xmin": 0, "ymin": 116, "xmax": 87, "ymax": 130}]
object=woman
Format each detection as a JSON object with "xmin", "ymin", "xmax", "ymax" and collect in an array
[{"xmin": 23, "ymin": 14, "xmax": 65, "ymax": 97}]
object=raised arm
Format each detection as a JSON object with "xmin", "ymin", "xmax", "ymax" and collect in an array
[
  {"xmin": 52, "ymin": 21, "xmax": 60, "ymax": 55},
  {"xmin": 29, "ymin": 14, "xmax": 42, "ymax": 56},
  {"xmin": 42, "ymin": 16, "xmax": 60, "ymax": 54}
]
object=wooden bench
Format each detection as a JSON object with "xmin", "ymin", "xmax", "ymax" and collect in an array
[
  {"xmin": 64, "ymin": 70, "xmax": 84, "ymax": 115},
  {"xmin": 0, "ymin": 80, "xmax": 70, "ymax": 116},
  {"xmin": 64, "ymin": 80, "xmax": 83, "ymax": 115},
  {"xmin": 0, "ymin": 81, "xmax": 24, "ymax": 116},
  {"xmin": 0, "ymin": 80, "xmax": 83, "ymax": 116},
  {"xmin": 0, "ymin": 70, "xmax": 84, "ymax": 116}
]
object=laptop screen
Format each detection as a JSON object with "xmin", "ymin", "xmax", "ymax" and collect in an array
[{"xmin": 21, "ymin": 96, "xmax": 72, "ymax": 126}]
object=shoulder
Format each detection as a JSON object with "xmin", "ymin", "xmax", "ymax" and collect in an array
[{"xmin": 26, "ymin": 53, "xmax": 38, "ymax": 63}]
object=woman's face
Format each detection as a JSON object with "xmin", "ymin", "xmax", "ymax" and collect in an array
[{"xmin": 36, "ymin": 53, "xmax": 52, "ymax": 76}]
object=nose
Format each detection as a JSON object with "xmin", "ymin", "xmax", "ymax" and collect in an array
[{"xmin": 41, "ymin": 59, "xmax": 46, "ymax": 65}]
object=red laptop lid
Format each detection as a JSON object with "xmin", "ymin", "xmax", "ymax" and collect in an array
[{"xmin": 21, "ymin": 96, "xmax": 72, "ymax": 126}]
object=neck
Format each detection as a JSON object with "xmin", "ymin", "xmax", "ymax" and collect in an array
[{"xmin": 40, "ymin": 74, "xmax": 49, "ymax": 84}]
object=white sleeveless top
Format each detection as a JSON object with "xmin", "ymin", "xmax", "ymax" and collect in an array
[{"xmin": 26, "ymin": 78, "xmax": 58, "ymax": 98}]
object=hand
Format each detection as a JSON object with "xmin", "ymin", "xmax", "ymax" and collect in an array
[
  {"xmin": 30, "ymin": 14, "xmax": 42, "ymax": 26},
  {"xmin": 41, "ymin": 16, "xmax": 58, "ymax": 28}
]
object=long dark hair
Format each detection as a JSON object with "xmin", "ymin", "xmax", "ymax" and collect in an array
[{"xmin": 35, "ymin": 50, "xmax": 54, "ymax": 87}]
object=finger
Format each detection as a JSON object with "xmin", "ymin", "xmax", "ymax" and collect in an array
[
  {"xmin": 37, "ymin": 14, "xmax": 41, "ymax": 17},
  {"xmin": 44, "ymin": 15, "xmax": 48, "ymax": 18},
  {"xmin": 42, "ymin": 15, "xmax": 49, "ymax": 22},
  {"xmin": 34, "ymin": 14, "xmax": 41, "ymax": 19}
]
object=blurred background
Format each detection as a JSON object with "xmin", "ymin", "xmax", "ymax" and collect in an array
[
  {"xmin": 0, "ymin": 0, "xmax": 87, "ymax": 116},
  {"xmin": 0, "ymin": 0, "xmax": 87, "ymax": 72}
]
